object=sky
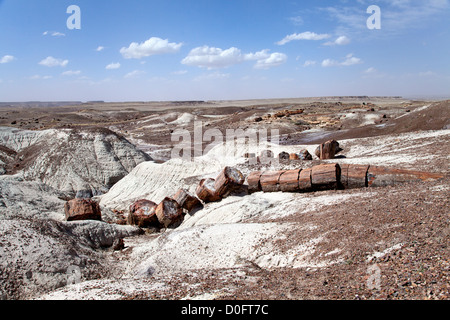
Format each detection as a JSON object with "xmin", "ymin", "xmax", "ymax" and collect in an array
[{"xmin": 0, "ymin": 0, "xmax": 449, "ymax": 102}]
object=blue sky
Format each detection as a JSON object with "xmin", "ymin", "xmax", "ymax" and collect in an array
[{"xmin": 0, "ymin": 0, "xmax": 449, "ymax": 101}]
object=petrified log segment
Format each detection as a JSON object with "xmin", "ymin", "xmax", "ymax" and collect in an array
[
  {"xmin": 155, "ymin": 197, "xmax": 183, "ymax": 228},
  {"xmin": 214, "ymin": 166, "xmax": 245, "ymax": 197},
  {"xmin": 127, "ymin": 199, "xmax": 158, "ymax": 227},
  {"xmin": 173, "ymin": 189, "xmax": 201, "ymax": 213},
  {"xmin": 311, "ymin": 163, "xmax": 341, "ymax": 190},
  {"xmin": 260, "ymin": 171, "xmax": 285, "ymax": 192},
  {"xmin": 247, "ymin": 171, "xmax": 263, "ymax": 194},
  {"xmin": 65, "ymin": 198, "xmax": 102, "ymax": 221},
  {"xmin": 316, "ymin": 140, "xmax": 341, "ymax": 160},
  {"xmin": 279, "ymin": 169, "xmax": 301, "ymax": 192},
  {"xmin": 289, "ymin": 153, "xmax": 299, "ymax": 160},
  {"xmin": 196, "ymin": 178, "xmax": 221, "ymax": 203},
  {"xmin": 341, "ymin": 164, "xmax": 370, "ymax": 189},
  {"xmin": 278, "ymin": 152, "xmax": 290, "ymax": 160},
  {"xmin": 367, "ymin": 166, "xmax": 444, "ymax": 187},
  {"xmin": 298, "ymin": 167, "xmax": 312, "ymax": 192}
]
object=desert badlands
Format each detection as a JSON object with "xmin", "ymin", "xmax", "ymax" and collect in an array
[{"xmin": 0, "ymin": 97, "xmax": 448, "ymax": 300}]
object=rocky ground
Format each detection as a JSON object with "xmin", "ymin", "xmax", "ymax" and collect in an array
[{"xmin": 0, "ymin": 97, "xmax": 448, "ymax": 300}]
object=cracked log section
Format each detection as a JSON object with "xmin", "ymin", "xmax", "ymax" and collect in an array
[{"xmin": 247, "ymin": 163, "xmax": 443, "ymax": 194}]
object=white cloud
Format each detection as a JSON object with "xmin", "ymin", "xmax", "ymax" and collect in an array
[
  {"xmin": 120, "ymin": 37, "xmax": 182, "ymax": 59},
  {"xmin": 96, "ymin": 46, "xmax": 105, "ymax": 52},
  {"xmin": 277, "ymin": 31, "xmax": 331, "ymax": 45},
  {"xmin": 39, "ymin": 56, "xmax": 68, "ymax": 67},
  {"xmin": 52, "ymin": 32, "xmax": 65, "ymax": 37},
  {"xmin": 43, "ymin": 31, "xmax": 65, "ymax": 37},
  {"xmin": 124, "ymin": 70, "xmax": 145, "ymax": 79},
  {"xmin": 303, "ymin": 60, "xmax": 317, "ymax": 67},
  {"xmin": 365, "ymin": 67, "xmax": 377, "ymax": 74},
  {"xmin": 322, "ymin": 54, "xmax": 362, "ymax": 67},
  {"xmin": 106, "ymin": 62, "xmax": 121, "ymax": 70},
  {"xmin": 324, "ymin": 35, "xmax": 351, "ymax": 46},
  {"xmin": 181, "ymin": 46, "xmax": 287, "ymax": 69},
  {"xmin": 62, "ymin": 70, "xmax": 81, "ymax": 76},
  {"xmin": 182, "ymin": 46, "xmax": 243, "ymax": 69},
  {"xmin": 0, "ymin": 55, "xmax": 15, "ymax": 64},
  {"xmin": 253, "ymin": 52, "xmax": 287, "ymax": 69}
]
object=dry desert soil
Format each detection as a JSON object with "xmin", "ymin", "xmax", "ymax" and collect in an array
[{"xmin": 0, "ymin": 96, "xmax": 449, "ymax": 301}]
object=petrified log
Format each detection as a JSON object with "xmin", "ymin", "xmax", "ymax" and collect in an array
[
  {"xmin": 196, "ymin": 178, "xmax": 222, "ymax": 203},
  {"xmin": 173, "ymin": 189, "xmax": 202, "ymax": 213},
  {"xmin": 289, "ymin": 153, "xmax": 299, "ymax": 160},
  {"xmin": 279, "ymin": 169, "xmax": 301, "ymax": 192},
  {"xmin": 214, "ymin": 166, "xmax": 245, "ymax": 198},
  {"xmin": 127, "ymin": 199, "xmax": 158, "ymax": 227},
  {"xmin": 340, "ymin": 164, "xmax": 370, "ymax": 189},
  {"xmin": 155, "ymin": 197, "xmax": 183, "ymax": 228},
  {"xmin": 298, "ymin": 167, "xmax": 312, "ymax": 192},
  {"xmin": 65, "ymin": 198, "xmax": 102, "ymax": 221},
  {"xmin": 311, "ymin": 163, "xmax": 341, "ymax": 190},
  {"xmin": 260, "ymin": 170, "xmax": 285, "ymax": 192},
  {"xmin": 247, "ymin": 171, "xmax": 263, "ymax": 193},
  {"xmin": 316, "ymin": 140, "xmax": 342, "ymax": 160},
  {"xmin": 278, "ymin": 152, "xmax": 290, "ymax": 160},
  {"xmin": 367, "ymin": 166, "xmax": 444, "ymax": 188}
]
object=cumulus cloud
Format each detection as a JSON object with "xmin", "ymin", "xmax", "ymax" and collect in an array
[
  {"xmin": 39, "ymin": 56, "xmax": 68, "ymax": 67},
  {"xmin": 322, "ymin": 54, "xmax": 362, "ymax": 67},
  {"xmin": 96, "ymin": 46, "xmax": 105, "ymax": 52},
  {"xmin": 252, "ymin": 51, "xmax": 287, "ymax": 69},
  {"xmin": 324, "ymin": 35, "xmax": 351, "ymax": 46},
  {"xmin": 182, "ymin": 46, "xmax": 243, "ymax": 69},
  {"xmin": 120, "ymin": 37, "xmax": 182, "ymax": 59},
  {"xmin": 0, "ymin": 55, "xmax": 15, "ymax": 64},
  {"xmin": 181, "ymin": 46, "xmax": 287, "ymax": 69},
  {"xmin": 106, "ymin": 62, "xmax": 121, "ymax": 70},
  {"xmin": 277, "ymin": 31, "xmax": 331, "ymax": 45}
]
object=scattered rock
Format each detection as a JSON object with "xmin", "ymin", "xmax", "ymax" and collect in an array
[
  {"xmin": 298, "ymin": 149, "xmax": 313, "ymax": 160},
  {"xmin": 64, "ymin": 198, "xmax": 102, "ymax": 221},
  {"xmin": 315, "ymin": 140, "xmax": 343, "ymax": 160}
]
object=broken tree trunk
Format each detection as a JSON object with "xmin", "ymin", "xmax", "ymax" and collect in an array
[
  {"xmin": 196, "ymin": 178, "xmax": 222, "ymax": 203},
  {"xmin": 279, "ymin": 169, "xmax": 301, "ymax": 192},
  {"xmin": 155, "ymin": 197, "xmax": 183, "ymax": 228},
  {"xmin": 127, "ymin": 199, "xmax": 158, "ymax": 227},
  {"xmin": 298, "ymin": 167, "xmax": 313, "ymax": 192},
  {"xmin": 341, "ymin": 164, "xmax": 370, "ymax": 189},
  {"xmin": 214, "ymin": 166, "xmax": 245, "ymax": 198},
  {"xmin": 311, "ymin": 163, "xmax": 341, "ymax": 190},
  {"xmin": 367, "ymin": 166, "xmax": 444, "ymax": 187},
  {"xmin": 247, "ymin": 171, "xmax": 263, "ymax": 194},
  {"xmin": 173, "ymin": 189, "xmax": 202, "ymax": 213},
  {"xmin": 260, "ymin": 171, "xmax": 285, "ymax": 192}
]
